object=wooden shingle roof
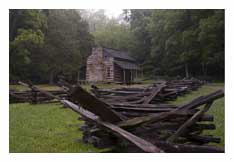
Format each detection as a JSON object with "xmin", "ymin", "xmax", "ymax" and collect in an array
[
  {"xmin": 114, "ymin": 60, "xmax": 140, "ymax": 70},
  {"xmin": 103, "ymin": 48, "xmax": 135, "ymax": 62}
]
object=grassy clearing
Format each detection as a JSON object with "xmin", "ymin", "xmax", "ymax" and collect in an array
[
  {"xmin": 10, "ymin": 84, "xmax": 62, "ymax": 91},
  {"xmin": 10, "ymin": 82, "xmax": 153, "ymax": 92},
  {"xmin": 9, "ymin": 83, "xmax": 224, "ymax": 152},
  {"xmin": 9, "ymin": 103, "xmax": 103, "ymax": 153}
]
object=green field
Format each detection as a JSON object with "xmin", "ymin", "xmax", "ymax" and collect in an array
[{"xmin": 9, "ymin": 83, "xmax": 224, "ymax": 152}]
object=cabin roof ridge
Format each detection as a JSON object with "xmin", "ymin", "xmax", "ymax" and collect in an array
[{"xmin": 101, "ymin": 47, "xmax": 136, "ymax": 62}]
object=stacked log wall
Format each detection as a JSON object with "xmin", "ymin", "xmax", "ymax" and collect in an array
[
  {"xmin": 103, "ymin": 57, "xmax": 114, "ymax": 82},
  {"xmin": 114, "ymin": 63, "xmax": 123, "ymax": 82}
]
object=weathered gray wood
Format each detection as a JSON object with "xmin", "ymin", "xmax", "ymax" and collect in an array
[
  {"xmin": 70, "ymin": 85, "xmax": 125, "ymax": 123},
  {"xmin": 167, "ymin": 102, "xmax": 213, "ymax": 142},
  {"xmin": 110, "ymin": 103, "xmax": 178, "ymax": 109},
  {"xmin": 112, "ymin": 106, "xmax": 175, "ymax": 113},
  {"xmin": 191, "ymin": 123, "xmax": 216, "ymax": 130},
  {"xmin": 187, "ymin": 135, "xmax": 221, "ymax": 143},
  {"xmin": 123, "ymin": 69, "xmax": 126, "ymax": 83},
  {"xmin": 152, "ymin": 140, "xmax": 224, "ymax": 153},
  {"xmin": 143, "ymin": 82, "xmax": 166, "ymax": 104},
  {"xmin": 100, "ymin": 88, "xmax": 150, "ymax": 102},
  {"xmin": 57, "ymin": 79, "xmax": 73, "ymax": 91},
  {"xmin": 178, "ymin": 89, "xmax": 224, "ymax": 110},
  {"xmin": 61, "ymin": 100, "xmax": 163, "ymax": 153},
  {"xmin": 17, "ymin": 80, "xmax": 223, "ymax": 153},
  {"xmin": 18, "ymin": 81, "xmax": 62, "ymax": 100},
  {"xmin": 18, "ymin": 82, "xmax": 124, "ymax": 122},
  {"xmin": 118, "ymin": 90, "xmax": 223, "ymax": 129}
]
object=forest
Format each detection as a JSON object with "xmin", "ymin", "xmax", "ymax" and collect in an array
[{"xmin": 9, "ymin": 9, "xmax": 224, "ymax": 84}]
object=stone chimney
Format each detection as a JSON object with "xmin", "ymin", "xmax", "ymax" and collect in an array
[{"xmin": 92, "ymin": 47, "xmax": 103, "ymax": 57}]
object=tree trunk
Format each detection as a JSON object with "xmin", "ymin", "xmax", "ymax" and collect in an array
[
  {"xmin": 77, "ymin": 71, "xmax": 80, "ymax": 84},
  {"xmin": 185, "ymin": 63, "xmax": 189, "ymax": 78},
  {"xmin": 49, "ymin": 71, "xmax": 54, "ymax": 85},
  {"xmin": 9, "ymin": 10, "xmax": 20, "ymax": 41},
  {"xmin": 202, "ymin": 63, "xmax": 207, "ymax": 78}
]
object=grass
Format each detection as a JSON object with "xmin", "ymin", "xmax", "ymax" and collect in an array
[
  {"xmin": 9, "ymin": 83, "xmax": 224, "ymax": 152},
  {"xmin": 10, "ymin": 84, "xmax": 62, "ymax": 91},
  {"xmin": 9, "ymin": 103, "xmax": 104, "ymax": 153},
  {"xmin": 10, "ymin": 83, "xmax": 153, "ymax": 92}
]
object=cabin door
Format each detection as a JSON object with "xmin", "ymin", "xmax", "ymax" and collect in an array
[{"xmin": 123, "ymin": 69, "xmax": 131, "ymax": 84}]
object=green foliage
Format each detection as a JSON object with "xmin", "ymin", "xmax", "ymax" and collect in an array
[
  {"xmin": 128, "ymin": 9, "xmax": 224, "ymax": 80},
  {"xmin": 198, "ymin": 10, "xmax": 224, "ymax": 78},
  {"xmin": 40, "ymin": 10, "xmax": 93, "ymax": 83},
  {"xmin": 9, "ymin": 9, "xmax": 94, "ymax": 83},
  {"xmin": 9, "ymin": 9, "xmax": 224, "ymax": 83},
  {"xmin": 9, "ymin": 10, "xmax": 47, "ymax": 81},
  {"xmin": 127, "ymin": 10, "xmax": 153, "ymax": 63},
  {"xmin": 10, "ymin": 29, "xmax": 45, "ymax": 61},
  {"xmin": 92, "ymin": 20, "xmax": 134, "ymax": 50},
  {"xmin": 9, "ymin": 10, "xmax": 47, "ymax": 41}
]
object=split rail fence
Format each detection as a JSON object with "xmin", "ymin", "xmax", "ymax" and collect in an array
[{"xmin": 9, "ymin": 79, "xmax": 224, "ymax": 153}]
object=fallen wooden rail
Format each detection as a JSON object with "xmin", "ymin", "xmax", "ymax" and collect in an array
[
  {"xmin": 16, "ymin": 79, "xmax": 224, "ymax": 153},
  {"xmin": 62, "ymin": 100, "xmax": 163, "ymax": 153},
  {"xmin": 18, "ymin": 82, "xmax": 163, "ymax": 152},
  {"xmin": 9, "ymin": 82, "xmax": 69, "ymax": 104}
]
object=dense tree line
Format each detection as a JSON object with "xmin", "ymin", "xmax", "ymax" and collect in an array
[
  {"xmin": 9, "ymin": 9, "xmax": 224, "ymax": 84},
  {"xmin": 10, "ymin": 9, "xmax": 93, "ymax": 83},
  {"xmin": 126, "ymin": 9, "xmax": 224, "ymax": 80},
  {"xmin": 81, "ymin": 9, "xmax": 224, "ymax": 80}
]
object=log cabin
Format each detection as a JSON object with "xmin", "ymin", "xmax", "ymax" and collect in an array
[{"xmin": 86, "ymin": 47, "xmax": 140, "ymax": 84}]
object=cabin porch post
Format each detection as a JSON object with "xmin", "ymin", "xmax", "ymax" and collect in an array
[
  {"xmin": 123, "ymin": 69, "xmax": 126, "ymax": 84},
  {"xmin": 136, "ymin": 70, "xmax": 138, "ymax": 80},
  {"xmin": 130, "ymin": 70, "xmax": 133, "ymax": 83}
]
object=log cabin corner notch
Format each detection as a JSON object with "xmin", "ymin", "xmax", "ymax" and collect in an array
[{"xmin": 86, "ymin": 47, "xmax": 141, "ymax": 84}]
